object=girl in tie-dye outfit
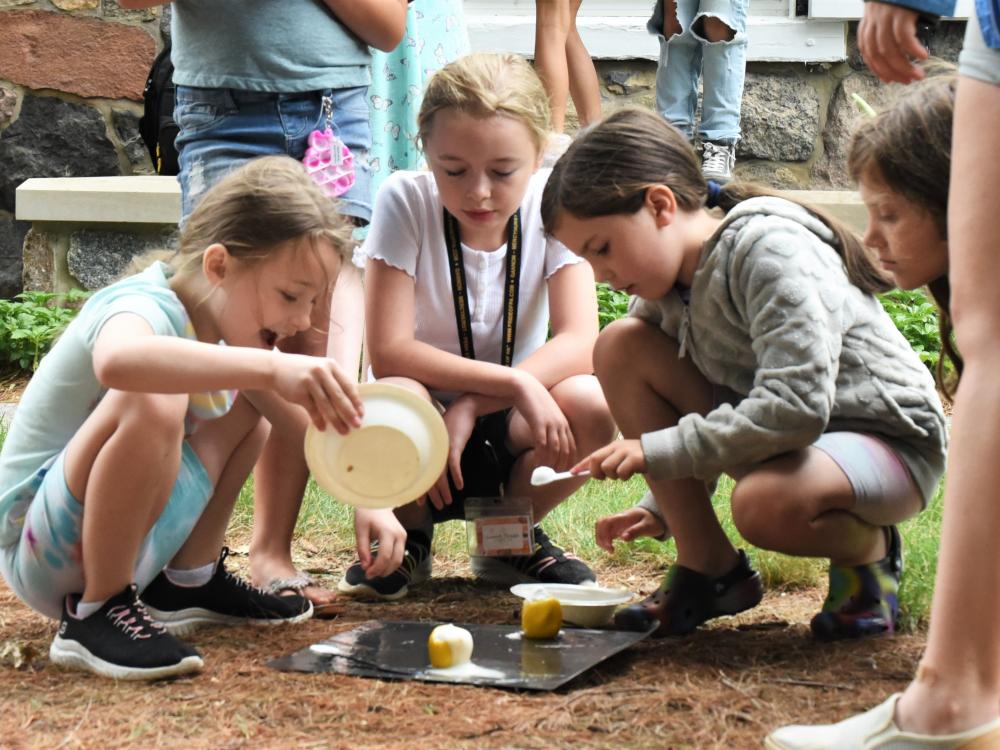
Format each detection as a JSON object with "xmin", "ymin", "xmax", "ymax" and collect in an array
[{"xmin": 0, "ymin": 156, "xmax": 373, "ymax": 681}]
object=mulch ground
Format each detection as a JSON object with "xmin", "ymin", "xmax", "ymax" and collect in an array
[{"xmin": 0, "ymin": 546, "xmax": 925, "ymax": 750}]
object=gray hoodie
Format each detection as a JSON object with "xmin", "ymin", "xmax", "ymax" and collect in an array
[{"xmin": 633, "ymin": 196, "xmax": 947, "ymax": 528}]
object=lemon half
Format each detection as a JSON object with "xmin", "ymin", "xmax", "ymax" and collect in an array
[
  {"xmin": 521, "ymin": 596, "xmax": 563, "ymax": 639},
  {"xmin": 427, "ymin": 624, "xmax": 474, "ymax": 668}
]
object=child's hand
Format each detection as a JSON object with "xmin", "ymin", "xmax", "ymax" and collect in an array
[
  {"xmin": 272, "ymin": 352, "xmax": 363, "ymax": 433},
  {"xmin": 354, "ymin": 508, "xmax": 407, "ymax": 578},
  {"xmin": 572, "ymin": 438, "xmax": 647, "ymax": 480},
  {"xmin": 595, "ymin": 507, "xmax": 665, "ymax": 553},
  {"xmin": 858, "ymin": 2, "xmax": 928, "ymax": 84},
  {"xmin": 423, "ymin": 396, "xmax": 477, "ymax": 511},
  {"xmin": 512, "ymin": 372, "xmax": 576, "ymax": 471}
]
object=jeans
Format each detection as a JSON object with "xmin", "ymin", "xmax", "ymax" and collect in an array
[
  {"xmin": 174, "ymin": 85, "xmax": 372, "ymax": 223},
  {"xmin": 647, "ymin": 0, "xmax": 749, "ymax": 144}
]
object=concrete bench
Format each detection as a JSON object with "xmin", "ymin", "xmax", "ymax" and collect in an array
[
  {"xmin": 16, "ymin": 175, "xmax": 181, "ymax": 293},
  {"xmin": 15, "ymin": 175, "xmax": 866, "ymax": 293}
]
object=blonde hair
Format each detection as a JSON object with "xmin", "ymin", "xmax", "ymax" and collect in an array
[
  {"xmin": 128, "ymin": 155, "xmax": 353, "ymax": 284},
  {"xmin": 417, "ymin": 52, "xmax": 551, "ymax": 155},
  {"xmin": 541, "ymin": 107, "xmax": 891, "ymax": 295},
  {"xmin": 848, "ymin": 71, "xmax": 960, "ymax": 399}
]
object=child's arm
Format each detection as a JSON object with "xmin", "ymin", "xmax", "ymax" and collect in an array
[
  {"xmin": 93, "ymin": 313, "xmax": 362, "ymax": 432},
  {"xmin": 320, "ymin": 0, "xmax": 408, "ymax": 51}
]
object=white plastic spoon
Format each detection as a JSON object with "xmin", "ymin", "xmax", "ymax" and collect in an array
[{"xmin": 530, "ymin": 465, "xmax": 591, "ymax": 486}]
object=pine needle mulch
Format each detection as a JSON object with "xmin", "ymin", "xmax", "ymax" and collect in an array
[{"xmin": 1, "ymin": 547, "xmax": 926, "ymax": 750}]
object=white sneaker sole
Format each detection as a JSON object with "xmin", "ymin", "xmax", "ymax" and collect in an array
[
  {"xmin": 144, "ymin": 602, "xmax": 314, "ymax": 637},
  {"xmin": 764, "ymin": 694, "xmax": 1000, "ymax": 750},
  {"xmin": 49, "ymin": 636, "xmax": 203, "ymax": 681}
]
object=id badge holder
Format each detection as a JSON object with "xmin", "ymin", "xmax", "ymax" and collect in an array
[
  {"xmin": 466, "ymin": 495, "xmax": 534, "ymax": 558},
  {"xmin": 302, "ymin": 95, "xmax": 355, "ymax": 198}
]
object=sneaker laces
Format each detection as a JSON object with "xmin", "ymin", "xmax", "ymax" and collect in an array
[
  {"xmin": 215, "ymin": 547, "xmax": 270, "ymax": 594},
  {"xmin": 107, "ymin": 587, "xmax": 166, "ymax": 641},
  {"xmin": 702, "ymin": 142, "xmax": 732, "ymax": 175}
]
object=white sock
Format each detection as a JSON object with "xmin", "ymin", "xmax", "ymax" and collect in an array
[
  {"xmin": 73, "ymin": 598, "xmax": 105, "ymax": 620},
  {"xmin": 164, "ymin": 560, "xmax": 215, "ymax": 588}
]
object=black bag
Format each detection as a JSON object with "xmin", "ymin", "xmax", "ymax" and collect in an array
[{"xmin": 139, "ymin": 41, "xmax": 180, "ymax": 176}]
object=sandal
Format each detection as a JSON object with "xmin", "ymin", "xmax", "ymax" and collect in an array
[
  {"xmin": 265, "ymin": 573, "xmax": 344, "ymax": 620},
  {"xmin": 810, "ymin": 526, "xmax": 902, "ymax": 641},
  {"xmin": 614, "ymin": 550, "xmax": 763, "ymax": 636}
]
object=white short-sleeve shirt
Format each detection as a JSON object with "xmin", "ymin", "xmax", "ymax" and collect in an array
[{"xmin": 359, "ymin": 169, "xmax": 582, "ymax": 392}]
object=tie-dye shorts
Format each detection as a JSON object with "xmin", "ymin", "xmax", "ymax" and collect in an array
[{"xmin": 0, "ymin": 443, "xmax": 212, "ymax": 620}]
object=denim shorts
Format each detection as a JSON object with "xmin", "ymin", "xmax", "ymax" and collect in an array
[
  {"xmin": 174, "ymin": 85, "xmax": 373, "ymax": 223},
  {"xmin": 0, "ymin": 444, "xmax": 212, "ymax": 620},
  {"xmin": 959, "ymin": 10, "xmax": 1000, "ymax": 86}
]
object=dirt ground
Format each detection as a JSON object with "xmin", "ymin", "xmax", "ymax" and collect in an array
[{"xmin": 0, "ymin": 546, "xmax": 926, "ymax": 750}]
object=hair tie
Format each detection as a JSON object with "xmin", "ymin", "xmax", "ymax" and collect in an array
[{"xmin": 706, "ymin": 180, "xmax": 722, "ymax": 209}]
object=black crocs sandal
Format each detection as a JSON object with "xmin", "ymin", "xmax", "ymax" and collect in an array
[{"xmin": 615, "ymin": 550, "xmax": 764, "ymax": 636}]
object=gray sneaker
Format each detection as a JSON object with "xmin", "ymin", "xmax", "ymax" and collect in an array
[{"xmin": 701, "ymin": 141, "xmax": 736, "ymax": 183}]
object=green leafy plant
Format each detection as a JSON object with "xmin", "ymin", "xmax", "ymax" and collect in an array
[
  {"xmin": 0, "ymin": 290, "xmax": 89, "ymax": 373},
  {"xmin": 879, "ymin": 288, "xmax": 942, "ymax": 369},
  {"xmin": 596, "ymin": 282, "xmax": 630, "ymax": 330}
]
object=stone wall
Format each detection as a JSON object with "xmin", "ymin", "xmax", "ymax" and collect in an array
[
  {"xmin": 0, "ymin": 4, "xmax": 965, "ymax": 298},
  {"xmin": 0, "ymin": 1, "xmax": 167, "ymax": 298}
]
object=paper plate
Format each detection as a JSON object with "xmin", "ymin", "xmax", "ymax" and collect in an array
[
  {"xmin": 304, "ymin": 383, "xmax": 448, "ymax": 509},
  {"xmin": 510, "ymin": 583, "xmax": 634, "ymax": 628}
]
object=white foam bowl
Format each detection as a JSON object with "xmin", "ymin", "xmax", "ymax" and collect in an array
[
  {"xmin": 304, "ymin": 383, "xmax": 448, "ymax": 509},
  {"xmin": 510, "ymin": 583, "xmax": 634, "ymax": 628}
]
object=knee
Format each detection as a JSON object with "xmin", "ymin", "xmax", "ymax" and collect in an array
[
  {"xmin": 694, "ymin": 14, "xmax": 737, "ymax": 43},
  {"xmin": 730, "ymin": 475, "xmax": 786, "ymax": 550},
  {"xmin": 376, "ymin": 376, "xmax": 433, "ymax": 403},
  {"xmin": 119, "ymin": 392, "xmax": 187, "ymax": 442},
  {"xmin": 593, "ymin": 318, "xmax": 650, "ymax": 384},
  {"xmin": 551, "ymin": 376, "xmax": 617, "ymax": 452}
]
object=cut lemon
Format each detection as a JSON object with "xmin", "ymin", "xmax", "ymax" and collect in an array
[
  {"xmin": 521, "ymin": 595, "xmax": 562, "ymax": 639},
  {"xmin": 427, "ymin": 624, "xmax": 473, "ymax": 668}
]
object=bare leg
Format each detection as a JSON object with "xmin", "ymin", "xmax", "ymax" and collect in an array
[
  {"xmin": 593, "ymin": 317, "xmax": 737, "ymax": 576},
  {"xmin": 65, "ymin": 391, "xmax": 188, "ymax": 604},
  {"xmin": 505, "ymin": 374, "xmax": 616, "ymax": 519},
  {"xmin": 565, "ymin": 0, "xmax": 602, "ymax": 127},
  {"xmin": 250, "ymin": 268, "xmax": 363, "ymax": 604},
  {"xmin": 729, "ymin": 448, "xmax": 890, "ymax": 565},
  {"xmin": 535, "ymin": 0, "xmax": 572, "ymax": 133},
  {"xmin": 895, "ymin": 74, "xmax": 1000, "ymax": 734},
  {"xmin": 170, "ymin": 396, "xmax": 269, "ymax": 569}
]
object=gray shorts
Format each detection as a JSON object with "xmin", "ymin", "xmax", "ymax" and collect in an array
[
  {"xmin": 959, "ymin": 11, "xmax": 1000, "ymax": 85},
  {"xmin": 711, "ymin": 385, "xmax": 923, "ymax": 525},
  {"xmin": 813, "ymin": 431, "xmax": 923, "ymax": 527}
]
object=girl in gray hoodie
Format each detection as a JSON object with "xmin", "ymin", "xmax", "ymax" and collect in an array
[{"xmin": 540, "ymin": 107, "xmax": 947, "ymax": 641}]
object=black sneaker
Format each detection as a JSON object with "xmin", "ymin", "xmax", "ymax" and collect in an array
[
  {"xmin": 338, "ymin": 529, "xmax": 432, "ymax": 601},
  {"xmin": 470, "ymin": 526, "xmax": 597, "ymax": 586},
  {"xmin": 141, "ymin": 547, "xmax": 313, "ymax": 636},
  {"xmin": 49, "ymin": 584, "xmax": 203, "ymax": 681}
]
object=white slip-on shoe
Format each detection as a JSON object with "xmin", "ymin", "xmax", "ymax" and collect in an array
[{"xmin": 765, "ymin": 694, "xmax": 1000, "ymax": 750}]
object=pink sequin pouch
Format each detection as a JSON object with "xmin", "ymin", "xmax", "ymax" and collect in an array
[{"xmin": 302, "ymin": 95, "xmax": 355, "ymax": 198}]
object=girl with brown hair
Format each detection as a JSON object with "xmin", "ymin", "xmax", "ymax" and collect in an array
[{"xmin": 542, "ymin": 107, "xmax": 947, "ymax": 641}]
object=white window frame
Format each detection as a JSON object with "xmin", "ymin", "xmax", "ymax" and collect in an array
[
  {"xmin": 465, "ymin": 0, "xmax": 970, "ymax": 63},
  {"xmin": 808, "ymin": 0, "xmax": 971, "ymax": 19}
]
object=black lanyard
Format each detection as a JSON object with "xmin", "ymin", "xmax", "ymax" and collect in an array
[{"xmin": 443, "ymin": 209, "xmax": 522, "ymax": 367}]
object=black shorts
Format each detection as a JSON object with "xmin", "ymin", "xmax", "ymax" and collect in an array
[{"xmin": 430, "ymin": 409, "xmax": 516, "ymax": 524}]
